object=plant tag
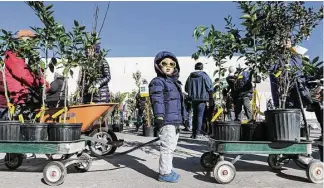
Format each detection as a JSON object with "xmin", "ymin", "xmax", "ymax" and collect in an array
[{"xmin": 211, "ymin": 107, "xmax": 223, "ymax": 122}]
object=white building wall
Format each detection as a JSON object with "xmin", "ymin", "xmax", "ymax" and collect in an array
[{"xmin": 45, "ymin": 56, "xmax": 316, "ymax": 119}]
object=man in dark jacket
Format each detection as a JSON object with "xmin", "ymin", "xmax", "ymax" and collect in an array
[
  {"xmin": 149, "ymin": 51, "xmax": 186, "ymax": 183},
  {"xmin": 135, "ymin": 79, "xmax": 148, "ymax": 132},
  {"xmin": 185, "ymin": 62, "xmax": 213, "ymax": 139},
  {"xmin": 46, "ymin": 73, "xmax": 67, "ymax": 108},
  {"xmin": 83, "ymin": 44, "xmax": 111, "ymax": 104},
  {"xmin": 230, "ymin": 67, "xmax": 253, "ymax": 121}
]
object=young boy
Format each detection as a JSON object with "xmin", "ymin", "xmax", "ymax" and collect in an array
[{"xmin": 149, "ymin": 51, "xmax": 186, "ymax": 183}]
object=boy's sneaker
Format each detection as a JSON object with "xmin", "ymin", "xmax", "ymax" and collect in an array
[
  {"xmin": 158, "ymin": 171, "xmax": 180, "ymax": 183},
  {"xmin": 196, "ymin": 135, "xmax": 208, "ymax": 141},
  {"xmin": 190, "ymin": 134, "xmax": 196, "ymax": 139}
]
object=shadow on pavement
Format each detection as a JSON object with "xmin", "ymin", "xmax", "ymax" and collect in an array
[
  {"xmin": 0, "ymin": 158, "xmax": 47, "ymax": 173},
  {"xmin": 103, "ymin": 154, "xmax": 158, "ymax": 180},
  {"xmin": 276, "ymin": 172, "xmax": 310, "ymax": 183}
]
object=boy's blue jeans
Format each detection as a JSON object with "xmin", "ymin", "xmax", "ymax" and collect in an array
[{"xmin": 159, "ymin": 125, "xmax": 179, "ymax": 175}]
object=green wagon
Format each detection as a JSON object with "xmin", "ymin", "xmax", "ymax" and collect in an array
[
  {"xmin": 0, "ymin": 139, "xmax": 92, "ymax": 186},
  {"xmin": 200, "ymin": 139, "xmax": 323, "ymax": 184}
]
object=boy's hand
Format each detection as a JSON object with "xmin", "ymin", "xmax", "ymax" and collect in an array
[{"xmin": 154, "ymin": 117, "xmax": 164, "ymax": 129}]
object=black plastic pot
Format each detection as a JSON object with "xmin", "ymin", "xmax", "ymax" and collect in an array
[
  {"xmin": 48, "ymin": 123, "xmax": 82, "ymax": 141},
  {"xmin": 20, "ymin": 123, "xmax": 49, "ymax": 141},
  {"xmin": 0, "ymin": 121, "xmax": 21, "ymax": 141},
  {"xmin": 265, "ymin": 109, "xmax": 301, "ymax": 142},
  {"xmin": 211, "ymin": 121, "xmax": 241, "ymax": 141},
  {"xmin": 241, "ymin": 122, "xmax": 266, "ymax": 141},
  {"xmin": 143, "ymin": 126, "xmax": 154, "ymax": 137}
]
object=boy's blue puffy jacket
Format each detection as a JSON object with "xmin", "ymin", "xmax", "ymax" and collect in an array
[
  {"xmin": 185, "ymin": 71, "xmax": 213, "ymax": 102},
  {"xmin": 149, "ymin": 51, "xmax": 187, "ymax": 126}
]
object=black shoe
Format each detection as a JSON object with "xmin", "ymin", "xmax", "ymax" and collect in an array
[
  {"xmin": 182, "ymin": 128, "xmax": 191, "ymax": 131},
  {"xmin": 190, "ymin": 134, "xmax": 196, "ymax": 139}
]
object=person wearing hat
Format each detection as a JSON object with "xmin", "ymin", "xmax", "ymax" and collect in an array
[
  {"xmin": 4, "ymin": 29, "xmax": 49, "ymax": 119},
  {"xmin": 135, "ymin": 79, "xmax": 148, "ymax": 132},
  {"xmin": 149, "ymin": 51, "xmax": 187, "ymax": 183},
  {"xmin": 46, "ymin": 73, "xmax": 67, "ymax": 108},
  {"xmin": 185, "ymin": 62, "xmax": 213, "ymax": 139},
  {"xmin": 83, "ymin": 44, "xmax": 111, "ymax": 104}
]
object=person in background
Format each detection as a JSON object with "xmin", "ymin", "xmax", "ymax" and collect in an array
[
  {"xmin": 270, "ymin": 38, "xmax": 312, "ymax": 109},
  {"xmin": 185, "ymin": 62, "xmax": 213, "ymax": 139},
  {"xmin": 4, "ymin": 29, "xmax": 49, "ymax": 119},
  {"xmin": 231, "ymin": 65, "xmax": 253, "ymax": 122},
  {"xmin": 46, "ymin": 73, "xmax": 67, "ymax": 108},
  {"xmin": 306, "ymin": 67, "xmax": 323, "ymax": 141},
  {"xmin": 135, "ymin": 79, "xmax": 148, "ymax": 132},
  {"xmin": 183, "ymin": 92, "xmax": 192, "ymax": 131},
  {"xmin": 83, "ymin": 44, "xmax": 111, "ymax": 104},
  {"xmin": 225, "ymin": 66, "xmax": 236, "ymax": 121},
  {"xmin": 203, "ymin": 91, "xmax": 215, "ymax": 135},
  {"xmin": 222, "ymin": 86, "xmax": 235, "ymax": 121},
  {"xmin": 149, "ymin": 51, "xmax": 186, "ymax": 183}
]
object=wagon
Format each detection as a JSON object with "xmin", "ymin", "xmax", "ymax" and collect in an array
[
  {"xmin": 41, "ymin": 103, "xmax": 124, "ymax": 157},
  {"xmin": 200, "ymin": 139, "xmax": 323, "ymax": 184}
]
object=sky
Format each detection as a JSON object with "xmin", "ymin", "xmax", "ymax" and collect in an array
[{"xmin": 1, "ymin": 1, "xmax": 323, "ymax": 61}]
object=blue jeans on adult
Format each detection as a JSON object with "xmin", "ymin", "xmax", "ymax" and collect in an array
[{"xmin": 192, "ymin": 101, "xmax": 206, "ymax": 136}]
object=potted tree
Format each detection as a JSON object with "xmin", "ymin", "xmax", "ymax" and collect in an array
[
  {"xmin": 0, "ymin": 30, "xmax": 23, "ymax": 141},
  {"xmin": 192, "ymin": 17, "xmax": 243, "ymax": 141},
  {"xmin": 237, "ymin": 1, "xmax": 323, "ymax": 142}
]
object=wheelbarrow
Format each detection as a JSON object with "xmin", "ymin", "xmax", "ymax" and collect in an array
[{"xmin": 40, "ymin": 103, "xmax": 124, "ymax": 157}]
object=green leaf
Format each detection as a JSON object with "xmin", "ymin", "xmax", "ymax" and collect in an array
[
  {"xmin": 74, "ymin": 20, "xmax": 79, "ymax": 27},
  {"xmin": 49, "ymin": 63, "xmax": 55, "ymax": 73},
  {"xmin": 40, "ymin": 61, "xmax": 46, "ymax": 70},
  {"xmin": 213, "ymin": 69, "xmax": 219, "ymax": 76},
  {"xmin": 63, "ymin": 67, "xmax": 69, "ymax": 76},
  {"xmin": 1, "ymin": 30, "xmax": 8, "ymax": 35},
  {"xmin": 316, "ymin": 61, "xmax": 323, "ymax": 67},
  {"xmin": 51, "ymin": 57, "xmax": 57, "ymax": 66},
  {"xmin": 70, "ymin": 69, "xmax": 74, "ymax": 77},
  {"xmin": 79, "ymin": 26, "xmax": 86, "ymax": 31},
  {"xmin": 240, "ymin": 14, "xmax": 251, "ymax": 19},
  {"xmin": 252, "ymin": 14, "xmax": 257, "ymax": 22},
  {"xmin": 312, "ymin": 56, "xmax": 319, "ymax": 64}
]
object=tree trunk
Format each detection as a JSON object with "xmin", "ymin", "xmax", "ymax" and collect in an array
[{"xmin": 1, "ymin": 67, "xmax": 12, "ymax": 120}]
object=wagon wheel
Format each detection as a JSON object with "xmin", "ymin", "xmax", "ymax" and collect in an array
[
  {"xmin": 213, "ymin": 161, "xmax": 236, "ymax": 184},
  {"xmin": 89, "ymin": 130, "xmax": 117, "ymax": 157},
  {"xmin": 306, "ymin": 160, "xmax": 324, "ymax": 184},
  {"xmin": 4, "ymin": 153, "xmax": 23, "ymax": 170},
  {"xmin": 268, "ymin": 154, "xmax": 284, "ymax": 170},
  {"xmin": 200, "ymin": 152, "xmax": 219, "ymax": 171},
  {"xmin": 74, "ymin": 153, "xmax": 92, "ymax": 172},
  {"xmin": 43, "ymin": 161, "xmax": 67, "ymax": 186}
]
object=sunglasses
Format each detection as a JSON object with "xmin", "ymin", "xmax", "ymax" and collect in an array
[{"xmin": 160, "ymin": 61, "xmax": 176, "ymax": 68}]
